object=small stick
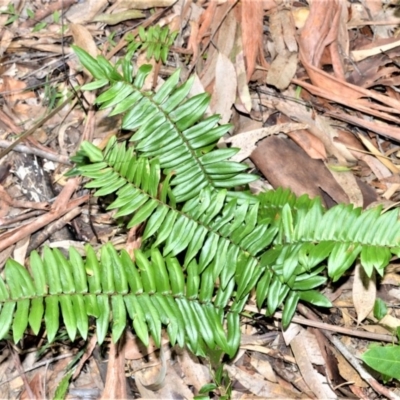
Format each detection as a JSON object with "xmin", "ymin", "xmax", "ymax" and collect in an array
[{"xmin": 0, "ymin": 140, "xmax": 71, "ymax": 164}]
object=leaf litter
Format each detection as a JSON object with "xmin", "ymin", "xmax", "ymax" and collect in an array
[{"xmin": 1, "ymin": 0, "xmax": 400, "ymax": 398}]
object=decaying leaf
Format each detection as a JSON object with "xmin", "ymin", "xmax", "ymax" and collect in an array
[{"xmin": 353, "ymin": 263, "xmax": 376, "ymax": 324}]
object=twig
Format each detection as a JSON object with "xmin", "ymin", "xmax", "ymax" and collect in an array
[
  {"xmin": 0, "ymin": 140, "xmax": 71, "ymax": 164},
  {"xmin": 0, "ymin": 93, "xmax": 74, "ymax": 161},
  {"xmin": 244, "ymin": 304, "xmax": 398, "ymax": 343},
  {"xmin": 27, "ymin": 207, "xmax": 82, "ymax": 253}
]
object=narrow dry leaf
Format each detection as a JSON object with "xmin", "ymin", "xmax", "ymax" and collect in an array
[
  {"xmin": 379, "ymin": 314, "xmax": 400, "ymax": 331},
  {"xmin": 12, "ymin": 237, "xmax": 30, "ymax": 266},
  {"xmin": 210, "ymin": 52, "xmax": 237, "ymax": 124},
  {"xmin": 70, "ymin": 23, "xmax": 98, "ymax": 58},
  {"xmin": 114, "ymin": 0, "xmax": 178, "ymax": 9},
  {"xmin": 327, "ymin": 164, "xmax": 363, "ymax": 208},
  {"xmin": 176, "ymin": 347, "xmax": 211, "ymax": 392},
  {"xmin": 351, "ymin": 39, "xmax": 400, "ymax": 62},
  {"xmin": 262, "ymin": 94, "xmax": 356, "ymax": 164},
  {"xmin": 357, "ymin": 134, "xmax": 399, "ymax": 175},
  {"xmin": 332, "ymin": 347, "xmax": 368, "ymax": 388},
  {"xmin": 281, "ymin": 9, "xmax": 297, "ymax": 52},
  {"xmin": 66, "ymin": 0, "xmax": 109, "ymax": 23},
  {"xmin": 241, "ymin": 0, "xmax": 264, "ymax": 81},
  {"xmin": 353, "ymin": 263, "xmax": 376, "ymax": 324},
  {"xmin": 250, "ymin": 357, "xmax": 277, "ymax": 383},
  {"xmin": 134, "ymin": 351, "xmax": 193, "ymax": 399},
  {"xmin": 225, "ymin": 122, "xmax": 308, "ymax": 161},
  {"xmin": 224, "ymin": 364, "xmax": 299, "ymax": 398},
  {"xmin": 269, "ymin": 9, "xmax": 286, "ymax": 53},
  {"xmin": 290, "ymin": 330, "xmax": 337, "ymax": 399},
  {"xmin": 94, "ymin": 10, "xmax": 145, "ymax": 25},
  {"xmin": 101, "ymin": 338, "xmax": 127, "ymax": 399},
  {"xmin": 266, "ymin": 50, "xmax": 298, "ymax": 90},
  {"xmin": 234, "ymin": 29, "xmax": 252, "ymax": 113}
]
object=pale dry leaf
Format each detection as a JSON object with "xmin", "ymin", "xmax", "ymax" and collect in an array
[
  {"xmin": 357, "ymin": 133, "xmax": 399, "ymax": 174},
  {"xmin": 65, "ymin": 0, "xmax": 109, "ymax": 23},
  {"xmin": 224, "ymin": 364, "xmax": 299, "ymax": 398},
  {"xmin": 327, "ymin": 163, "xmax": 363, "ymax": 207},
  {"xmin": 283, "ymin": 325, "xmax": 325, "ymax": 365},
  {"xmin": 134, "ymin": 351, "xmax": 193, "ymax": 399},
  {"xmin": 0, "ymin": 29, "xmax": 14, "ymax": 58},
  {"xmin": 93, "ymin": 10, "xmax": 145, "ymax": 25},
  {"xmin": 113, "ymin": 0, "xmax": 177, "ymax": 9},
  {"xmin": 225, "ymin": 122, "xmax": 308, "ymax": 162},
  {"xmin": 281, "ymin": 321, "xmax": 302, "ymax": 346},
  {"xmin": 210, "ymin": 52, "xmax": 237, "ymax": 124},
  {"xmin": 362, "ymin": 324, "xmax": 393, "ymax": 335},
  {"xmin": 175, "ymin": 347, "xmax": 211, "ymax": 392},
  {"xmin": 266, "ymin": 50, "xmax": 298, "ymax": 90},
  {"xmin": 290, "ymin": 331, "xmax": 337, "ymax": 399},
  {"xmin": 263, "ymin": 94, "xmax": 356, "ymax": 164},
  {"xmin": 292, "ymin": 7, "xmax": 309, "ymax": 29},
  {"xmin": 241, "ymin": 0, "xmax": 264, "ymax": 80},
  {"xmin": 351, "ymin": 39, "xmax": 400, "ymax": 62},
  {"xmin": 69, "ymin": 23, "xmax": 98, "ymax": 58},
  {"xmin": 250, "ymin": 357, "xmax": 277, "ymax": 383},
  {"xmin": 269, "ymin": 9, "xmax": 285, "ymax": 53},
  {"xmin": 233, "ymin": 30, "xmax": 252, "ymax": 113},
  {"xmin": 281, "ymin": 9, "xmax": 297, "ymax": 52},
  {"xmin": 12, "ymin": 236, "xmax": 30, "ymax": 265},
  {"xmin": 332, "ymin": 347, "xmax": 368, "ymax": 388},
  {"xmin": 379, "ymin": 314, "xmax": 400, "ymax": 331},
  {"xmin": 353, "ymin": 263, "xmax": 376, "ymax": 324}
]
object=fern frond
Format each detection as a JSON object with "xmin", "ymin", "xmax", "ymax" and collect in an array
[
  {"xmin": 72, "ymin": 47, "xmax": 257, "ymax": 202},
  {"xmin": 258, "ymin": 188, "xmax": 400, "ymax": 282},
  {"xmin": 1, "ymin": 244, "xmax": 244, "ymax": 357},
  {"xmin": 72, "ymin": 139, "xmax": 332, "ymax": 330}
]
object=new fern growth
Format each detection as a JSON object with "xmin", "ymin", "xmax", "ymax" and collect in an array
[{"xmin": 1, "ymin": 41, "xmax": 400, "ymax": 359}]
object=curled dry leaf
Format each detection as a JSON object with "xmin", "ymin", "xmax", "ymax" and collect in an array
[{"xmin": 225, "ymin": 122, "xmax": 309, "ymax": 162}]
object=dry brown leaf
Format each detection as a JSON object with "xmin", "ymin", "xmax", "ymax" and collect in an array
[
  {"xmin": 65, "ymin": 0, "xmax": 109, "ymax": 23},
  {"xmin": 233, "ymin": 28, "xmax": 252, "ymax": 113},
  {"xmin": 112, "ymin": 0, "xmax": 177, "ymax": 9},
  {"xmin": 176, "ymin": 347, "xmax": 211, "ymax": 392},
  {"xmin": 226, "ymin": 123, "xmax": 308, "ymax": 161},
  {"xmin": 69, "ymin": 23, "xmax": 98, "ymax": 58},
  {"xmin": 101, "ymin": 339, "xmax": 127, "ymax": 399},
  {"xmin": 327, "ymin": 163, "xmax": 363, "ymax": 207},
  {"xmin": 261, "ymin": 94, "xmax": 355, "ymax": 164},
  {"xmin": 266, "ymin": 50, "xmax": 297, "ymax": 90},
  {"xmin": 210, "ymin": 52, "xmax": 237, "ymax": 124},
  {"xmin": 224, "ymin": 364, "xmax": 299, "ymax": 398},
  {"xmin": 241, "ymin": 0, "xmax": 264, "ymax": 81},
  {"xmin": 333, "ymin": 347, "xmax": 368, "ymax": 388},
  {"xmin": 290, "ymin": 329, "xmax": 337, "ymax": 399},
  {"xmin": 353, "ymin": 263, "xmax": 376, "ymax": 324},
  {"xmin": 250, "ymin": 357, "xmax": 277, "ymax": 383},
  {"xmin": 94, "ymin": 10, "xmax": 145, "ymax": 25}
]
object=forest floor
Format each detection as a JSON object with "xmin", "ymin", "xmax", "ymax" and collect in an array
[{"xmin": 1, "ymin": 0, "xmax": 400, "ymax": 399}]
